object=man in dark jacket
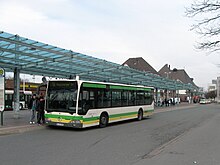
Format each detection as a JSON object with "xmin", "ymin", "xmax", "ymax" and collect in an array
[{"xmin": 37, "ymin": 96, "xmax": 45, "ymax": 125}]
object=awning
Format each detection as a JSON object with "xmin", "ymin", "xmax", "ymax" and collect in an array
[{"xmin": 0, "ymin": 31, "xmax": 197, "ymax": 90}]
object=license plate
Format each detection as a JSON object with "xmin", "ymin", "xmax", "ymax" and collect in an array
[{"xmin": 56, "ymin": 123, "xmax": 64, "ymax": 126}]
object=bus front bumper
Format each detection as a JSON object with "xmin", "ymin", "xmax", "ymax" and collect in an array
[{"xmin": 45, "ymin": 121, "xmax": 83, "ymax": 128}]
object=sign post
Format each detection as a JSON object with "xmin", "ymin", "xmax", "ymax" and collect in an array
[
  {"xmin": 0, "ymin": 68, "xmax": 5, "ymax": 126},
  {"xmin": 217, "ymin": 77, "xmax": 220, "ymax": 103}
]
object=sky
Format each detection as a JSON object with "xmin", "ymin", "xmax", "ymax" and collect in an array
[{"xmin": 0, "ymin": 0, "xmax": 220, "ymax": 89}]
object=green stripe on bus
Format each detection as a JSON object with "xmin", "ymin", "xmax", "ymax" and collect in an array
[
  {"xmin": 82, "ymin": 83, "xmax": 106, "ymax": 89},
  {"xmin": 110, "ymin": 85, "xmax": 137, "ymax": 90},
  {"xmin": 45, "ymin": 109, "xmax": 154, "ymax": 122},
  {"xmin": 109, "ymin": 111, "xmax": 137, "ymax": 118},
  {"xmin": 45, "ymin": 114, "xmax": 83, "ymax": 120},
  {"xmin": 110, "ymin": 85, "xmax": 152, "ymax": 91},
  {"xmin": 83, "ymin": 116, "xmax": 99, "ymax": 121},
  {"xmin": 45, "ymin": 114, "xmax": 99, "ymax": 122},
  {"xmin": 82, "ymin": 82, "xmax": 153, "ymax": 91},
  {"xmin": 141, "ymin": 88, "xmax": 153, "ymax": 91}
]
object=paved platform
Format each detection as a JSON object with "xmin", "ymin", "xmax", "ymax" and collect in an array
[
  {"xmin": 0, "ymin": 110, "xmax": 43, "ymax": 135},
  {"xmin": 1, "ymin": 109, "xmax": 31, "ymax": 127},
  {"xmin": 0, "ymin": 102, "xmax": 197, "ymax": 135}
]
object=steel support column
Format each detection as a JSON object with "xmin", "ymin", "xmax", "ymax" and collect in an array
[
  {"xmin": 13, "ymin": 67, "xmax": 20, "ymax": 118},
  {"xmin": 155, "ymin": 88, "xmax": 158, "ymax": 107},
  {"xmin": 173, "ymin": 90, "xmax": 175, "ymax": 105}
]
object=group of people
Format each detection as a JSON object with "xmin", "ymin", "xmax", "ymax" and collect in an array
[
  {"xmin": 161, "ymin": 98, "xmax": 175, "ymax": 106},
  {"xmin": 28, "ymin": 94, "xmax": 45, "ymax": 125},
  {"xmin": 156, "ymin": 97, "xmax": 180, "ymax": 107}
]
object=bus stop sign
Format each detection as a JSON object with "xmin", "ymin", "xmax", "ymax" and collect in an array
[{"xmin": 0, "ymin": 68, "xmax": 5, "ymax": 112}]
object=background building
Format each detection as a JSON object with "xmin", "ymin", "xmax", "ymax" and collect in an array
[
  {"xmin": 122, "ymin": 57, "xmax": 160, "ymax": 75},
  {"xmin": 158, "ymin": 64, "xmax": 199, "ymax": 102},
  {"xmin": 123, "ymin": 58, "xmax": 200, "ymax": 103}
]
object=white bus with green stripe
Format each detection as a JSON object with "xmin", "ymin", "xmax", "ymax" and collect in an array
[{"xmin": 45, "ymin": 80, "xmax": 154, "ymax": 128}]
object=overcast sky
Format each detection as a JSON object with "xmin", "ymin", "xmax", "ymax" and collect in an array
[{"xmin": 0, "ymin": 0, "xmax": 219, "ymax": 89}]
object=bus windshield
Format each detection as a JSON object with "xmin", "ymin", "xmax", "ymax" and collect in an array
[{"xmin": 46, "ymin": 81, "xmax": 78, "ymax": 113}]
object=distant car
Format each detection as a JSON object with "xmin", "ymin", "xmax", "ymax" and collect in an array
[
  {"xmin": 200, "ymin": 99, "xmax": 207, "ymax": 104},
  {"xmin": 200, "ymin": 99, "xmax": 211, "ymax": 104}
]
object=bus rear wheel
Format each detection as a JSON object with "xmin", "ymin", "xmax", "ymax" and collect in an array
[
  {"xmin": 99, "ymin": 113, "xmax": 109, "ymax": 128},
  {"xmin": 137, "ymin": 109, "xmax": 143, "ymax": 121}
]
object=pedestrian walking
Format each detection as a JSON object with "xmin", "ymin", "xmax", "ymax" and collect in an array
[
  {"xmin": 37, "ymin": 95, "xmax": 45, "ymax": 125},
  {"xmin": 28, "ymin": 94, "xmax": 38, "ymax": 124}
]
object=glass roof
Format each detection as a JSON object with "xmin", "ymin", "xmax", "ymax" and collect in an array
[{"xmin": 0, "ymin": 31, "xmax": 197, "ymax": 90}]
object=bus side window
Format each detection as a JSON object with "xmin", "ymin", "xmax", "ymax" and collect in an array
[
  {"xmin": 112, "ymin": 91, "xmax": 122, "ymax": 107},
  {"xmin": 83, "ymin": 91, "xmax": 89, "ymax": 100},
  {"xmin": 128, "ymin": 91, "xmax": 136, "ymax": 106},
  {"xmin": 96, "ymin": 89, "xmax": 111, "ymax": 108},
  {"xmin": 89, "ymin": 90, "xmax": 95, "ymax": 109},
  {"xmin": 122, "ymin": 91, "xmax": 128, "ymax": 106},
  {"xmin": 97, "ymin": 90, "xmax": 104, "ymax": 108},
  {"xmin": 103, "ymin": 90, "xmax": 111, "ymax": 108},
  {"xmin": 144, "ymin": 90, "xmax": 153, "ymax": 105},
  {"xmin": 80, "ymin": 91, "xmax": 89, "ymax": 115}
]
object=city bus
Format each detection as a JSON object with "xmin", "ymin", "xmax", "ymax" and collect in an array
[
  {"xmin": 5, "ymin": 90, "xmax": 32, "ymax": 110},
  {"xmin": 45, "ymin": 80, "xmax": 154, "ymax": 128}
]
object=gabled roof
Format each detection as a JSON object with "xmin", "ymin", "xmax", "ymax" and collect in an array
[
  {"xmin": 159, "ymin": 64, "xmax": 197, "ymax": 87},
  {"xmin": 158, "ymin": 64, "xmax": 171, "ymax": 76},
  {"xmin": 122, "ymin": 57, "xmax": 159, "ymax": 75},
  {"xmin": 171, "ymin": 70, "xmax": 196, "ymax": 86}
]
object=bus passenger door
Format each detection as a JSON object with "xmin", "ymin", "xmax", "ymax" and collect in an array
[{"xmin": 80, "ymin": 89, "xmax": 95, "ymax": 117}]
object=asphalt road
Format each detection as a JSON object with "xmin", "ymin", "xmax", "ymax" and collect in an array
[{"xmin": 0, "ymin": 104, "xmax": 220, "ymax": 165}]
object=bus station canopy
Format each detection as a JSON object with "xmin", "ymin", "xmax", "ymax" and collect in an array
[{"xmin": 0, "ymin": 31, "xmax": 197, "ymax": 91}]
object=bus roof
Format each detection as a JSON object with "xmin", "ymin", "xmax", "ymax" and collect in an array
[{"xmin": 48, "ymin": 79, "xmax": 154, "ymax": 90}]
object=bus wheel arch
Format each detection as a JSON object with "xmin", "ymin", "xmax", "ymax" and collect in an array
[
  {"xmin": 137, "ymin": 108, "xmax": 143, "ymax": 121},
  {"xmin": 99, "ymin": 112, "xmax": 109, "ymax": 128}
]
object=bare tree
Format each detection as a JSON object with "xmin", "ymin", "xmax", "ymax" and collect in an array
[{"xmin": 186, "ymin": 0, "xmax": 220, "ymax": 52}]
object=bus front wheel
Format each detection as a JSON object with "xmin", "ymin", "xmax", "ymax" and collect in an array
[
  {"xmin": 137, "ymin": 109, "xmax": 143, "ymax": 121},
  {"xmin": 99, "ymin": 113, "xmax": 109, "ymax": 128}
]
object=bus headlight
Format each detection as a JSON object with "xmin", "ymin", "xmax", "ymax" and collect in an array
[{"xmin": 45, "ymin": 118, "xmax": 51, "ymax": 122}]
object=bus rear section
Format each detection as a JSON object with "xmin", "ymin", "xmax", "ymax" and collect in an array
[
  {"xmin": 45, "ymin": 80, "xmax": 154, "ymax": 128},
  {"xmin": 5, "ymin": 90, "xmax": 32, "ymax": 110}
]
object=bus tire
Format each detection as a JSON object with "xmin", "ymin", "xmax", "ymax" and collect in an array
[
  {"xmin": 99, "ymin": 113, "xmax": 109, "ymax": 128},
  {"xmin": 137, "ymin": 109, "xmax": 143, "ymax": 121}
]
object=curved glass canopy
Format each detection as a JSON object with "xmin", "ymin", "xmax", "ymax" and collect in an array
[{"xmin": 0, "ymin": 31, "xmax": 197, "ymax": 91}]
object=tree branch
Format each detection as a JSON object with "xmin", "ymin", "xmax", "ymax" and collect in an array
[{"xmin": 186, "ymin": 0, "xmax": 220, "ymax": 52}]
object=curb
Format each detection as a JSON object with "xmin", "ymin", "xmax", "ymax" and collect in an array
[
  {"xmin": 154, "ymin": 104, "xmax": 198, "ymax": 114},
  {"xmin": 0, "ymin": 125, "xmax": 44, "ymax": 136}
]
